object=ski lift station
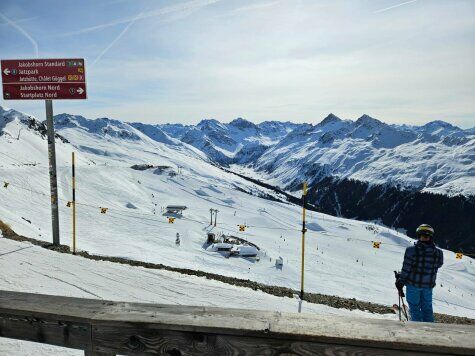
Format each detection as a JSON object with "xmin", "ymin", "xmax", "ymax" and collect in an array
[
  {"xmin": 208, "ymin": 234, "xmax": 261, "ymax": 259},
  {"xmin": 165, "ymin": 205, "xmax": 187, "ymax": 215}
]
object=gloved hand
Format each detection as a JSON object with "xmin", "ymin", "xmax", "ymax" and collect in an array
[{"xmin": 395, "ymin": 279, "xmax": 405, "ymax": 295}]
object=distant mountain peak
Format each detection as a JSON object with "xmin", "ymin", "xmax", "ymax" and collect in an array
[
  {"xmin": 356, "ymin": 114, "xmax": 383, "ymax": 127},
  {"xmin": 196, "ymin": 119, "xmax": 230, "ymax": 134},
  {"xmin": 229, "ymin": 117, "xmax": 258, "ymax": 130},
  {"xmin": 423, "ymin": 120, "xmax": 459, "ymax": 130},
  {"xmin": 197, "ymin": 118, "xmax": 221, "ymax": 127},
  {"xmin": 54, "ymin": 113, "xmax": 87, "ymax": 123},
  {"xmin": 319, "ymin": 113, "xmax": 342, "ymax": 126}
]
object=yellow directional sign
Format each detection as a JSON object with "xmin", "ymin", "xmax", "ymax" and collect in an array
[
  {"xmin": 456, "ymin": 253, "xmax": 463, "ymax": 260},
  {"xmin": 168, "ymin": 217, "xmax": 175, "ymax": 224},
  {"xmin": 238, "ymin": 224, "xmax": 246, "ymax": 232},
  {"xmin": 66, "ymin": 201, "xmax": 72, "ymax": 207},
  {"xmin": 3, "ymin": 181, "xmax": 9, "ymax": 188},
  {"xmin": 373, "ymin": 242, "xmax": 381, "ymax": 249},
  {"xmin": 100, "ymin": 207, "xmax": 108, "ymax": 214}
]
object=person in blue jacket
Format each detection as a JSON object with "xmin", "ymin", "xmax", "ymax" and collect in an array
[{"xmin": 395, "ymin": 224, "xmax": 444, "ymax": 322}]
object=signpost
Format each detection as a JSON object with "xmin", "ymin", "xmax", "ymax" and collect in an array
[{"xmin": 1, "ymin": 58, "xmax": 87, "ymax": 246}]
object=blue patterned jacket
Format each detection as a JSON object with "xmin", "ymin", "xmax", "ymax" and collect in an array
[{"xmin": 399, "ymin": 241, "xmax": 443, "ymax": 289}]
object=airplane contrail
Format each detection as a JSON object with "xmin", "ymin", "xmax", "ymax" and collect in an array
[
  {"xmin": 0, "ymin": 11, "xmax": 39, "ymax": 57},
  {"xmin": 90, "ymin": 0, "xmax": 220, "ymax": 67},
  {"xmin": 374, "ymin": 0, "xmax": 418, "ymax": 14},
  {"xmin": 0, "ymin": 16, "xmax": 37, "ymax": 26},
  {"xmin": 91, "ymin": 11, "xmax": 144, "ymax": 67}
]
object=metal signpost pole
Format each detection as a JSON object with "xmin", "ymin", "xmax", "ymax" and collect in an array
[
  {"xmin": 72, "ymin": 152, "xmax": 76, "ymax": 254},
  {"xmin": 45, "ymin": 99, "xmax": 60, "ymax": 246},
  {"xmin": 300, "ymin": 182, "xmax": 308, "ymax": 301}
]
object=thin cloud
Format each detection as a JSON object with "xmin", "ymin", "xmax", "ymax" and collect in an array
[
  {"xmin": 91, "ymin": 0, "xmax": 220, "ymax": 67},
  {"xmin": 0, "ymin": 11, "xmax": 39, "ymax": 57},
  {"xmin": 232, "ymin": 0, "xmax": 282, "ymax": 13},
  {"xmin": 61, "ymin": 0, "xmax": 220, "ymax": 37},
  {"xmin": 214, "ymin": 0, "xmax": 282, "ymax": 19},
  {"xmin": 374, "ymin": 0, "xmax": 418, "ymax": 14}
]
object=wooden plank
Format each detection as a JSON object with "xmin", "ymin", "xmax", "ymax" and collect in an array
[
  {"xmin": 91, "ymin": 324, "xmax": 436, "ymax": 356},
  {"xmin": 0, "ymin": 313, "xmax": 91, "ymax": 350},
  {"xmin": 84, "ymin": 351, "xmax": 115, "ymax": 356},
  {"xmin": 89, "ymin": 303, "xmax": 475, "ymax": 354},
  {"xmin": 91, "ymin": 301, "xmax": 275, "ymax": 335},
  {"xmin": 0, "ymin": 290, "xmax": 106, "ymax": 322}
]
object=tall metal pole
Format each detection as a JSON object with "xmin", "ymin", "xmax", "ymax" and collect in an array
[
  {"xmin": 72, "ymin": 152, "xmax": 76, "ymax": 254},
  {"xmin": 214, "ymin": 209, "xmax": 218, "ymax": 227},
  {"xmin": 210, "ymin": 208, "xmax": 213, "ymax": 225},
  {"xmin": 46, "ymin": 99, "xmax": 60, "ymax": 246},
  {"xmin": 300, "ymin": 182, "xmax": 308, "ymax": 301}
]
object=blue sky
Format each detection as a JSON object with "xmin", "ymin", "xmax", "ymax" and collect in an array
[{"xmin": 0, "ymin": 0, "xmax": 474, "ymax": 127}]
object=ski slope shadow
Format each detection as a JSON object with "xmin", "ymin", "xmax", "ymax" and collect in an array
[
  {"xmin": 306, "ymin": 222, "xmax": 326, "ymax": 232},
  {"xmin": 379, "ymin": 231, "xmax": 413, "ymax": 248}
]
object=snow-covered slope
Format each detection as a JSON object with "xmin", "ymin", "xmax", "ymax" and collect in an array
[
  {"xmin": 0, "ymin": 237, "xmax": 393, "ymax": 317},
  {"xmin": 0, "ymin": 237, "xmax": 394, "ymax": 355},
  {"xmin": 1, "ymin": 106, "xmax": 474, "ymax": 320}
]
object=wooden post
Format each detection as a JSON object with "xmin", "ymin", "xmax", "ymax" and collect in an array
[
  {"xmin": 300, "ymin": 181, "xmax": 308, "ymax": 302},
  {"xmin": 72, "ymin": 152, "xmax": 76, "ymax": 254}
]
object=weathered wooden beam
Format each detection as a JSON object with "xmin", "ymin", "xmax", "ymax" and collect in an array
[
  {"xmin": 0, "ymin": 313, "xmax": 91, "ymax": 351},
  {"xmin": 0, "ymin": 289, "xmax": 106, "ymax": 321},
  {"xmin": 0, "ymin": 290, "xmax": 474, "ymax": 355},
  {"xmin": 90, "ymin": 324, "xmax": 436, "ymax": 355},
  {"xmin": 84, "ymin": 351, "xmax": 115, "ymax": 356}
]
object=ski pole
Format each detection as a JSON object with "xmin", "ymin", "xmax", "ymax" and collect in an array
[
  {"xmin": 401, "ymin": 295, "xmax": 409, "ymax": 321},
  {"xmin": 398, "ymin": 292, "xmax": 402, "ymax": 321}
]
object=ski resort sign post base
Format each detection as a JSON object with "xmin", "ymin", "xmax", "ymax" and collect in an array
[{"xmin": 1, "ymin": 58, "xmax": 87, "ymax": 246}]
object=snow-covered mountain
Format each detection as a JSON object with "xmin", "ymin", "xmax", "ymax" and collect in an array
[
  {"xmin": 254, "ymin": 114, "xmax": 474, "ymax": 196},
  {"xmin": 1, "ymin": 105, "xmax": 474, "ymax": 321},
  {"xmin": 130, "ymin": 117, "xmax": 300, "ymax": 165},
  {"xmin": 54, "ymin": 113, "xmax": 141, "ymax": 141},
  {"xmin": 51, "ymin": 112, "xmax": 209, "ymax": 164},
  {"xmin": 244, "ymin": 114, "xmax": 474, "ymax": 254},
  {"xmin": 130, "ymin": 113, "xmax": 474, "ymax": 197}
]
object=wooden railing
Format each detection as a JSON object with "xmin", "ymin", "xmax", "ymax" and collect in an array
[{"xmin": 0, "ymin": 290, "xmax": 474, "ymax": 355}]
